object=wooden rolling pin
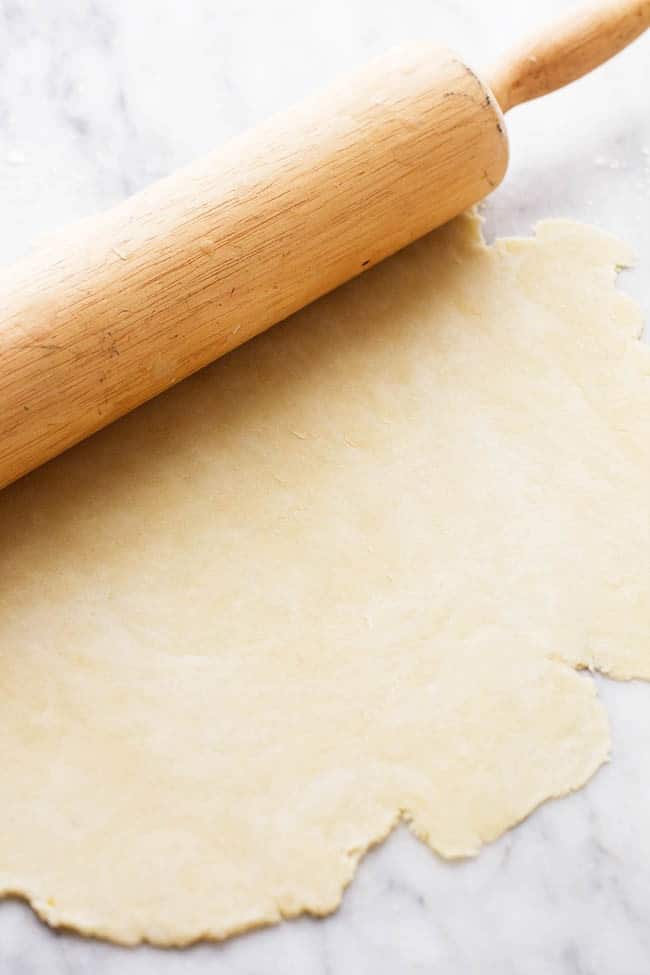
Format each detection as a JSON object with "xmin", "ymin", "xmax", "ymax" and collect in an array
[{"xmin": 1, "ymin": 0, "xmax": 648, "ymax": 490}]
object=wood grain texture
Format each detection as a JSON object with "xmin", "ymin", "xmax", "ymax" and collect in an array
[
  {"xmin": 487, "ymin": 0, "xmax": 650, "ymax": 112},
  {"xmin": 0, "ymin": 45, "xmax": 507, "ymax": 489}
]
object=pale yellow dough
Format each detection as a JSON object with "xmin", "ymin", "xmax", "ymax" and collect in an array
[{"xmin": 0, "ymin": 214, "xmax": 648, "ymax": 946}]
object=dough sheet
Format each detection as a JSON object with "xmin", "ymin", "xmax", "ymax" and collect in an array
[{"xmin": 0, "ymin": 213, "xmax": 648, "ymax": 944}]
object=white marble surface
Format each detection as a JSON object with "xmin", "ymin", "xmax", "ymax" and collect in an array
[{"xmin": 0, "ymin": 1, "xmax": 649, "ymax": 972}]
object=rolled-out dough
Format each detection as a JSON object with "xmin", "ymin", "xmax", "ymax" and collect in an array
[{"xmin": 0, "ymin": 213, "xmax": 648, "ymax": 946}]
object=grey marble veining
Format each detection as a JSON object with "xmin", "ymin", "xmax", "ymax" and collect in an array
[{"xmin": 0, "ymin": 1, "xmax": 649, "ymax": 972}]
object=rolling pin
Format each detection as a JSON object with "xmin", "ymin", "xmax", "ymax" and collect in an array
[{"xmin": 1, "ymin": 0, "xmax": 648, "ymax": 490}]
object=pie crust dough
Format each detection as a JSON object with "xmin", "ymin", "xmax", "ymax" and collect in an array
[{"xmin": 1, "ymin": 213, "xmax": 648, "ymax": 945}]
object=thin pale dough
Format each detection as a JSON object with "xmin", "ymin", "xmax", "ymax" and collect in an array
[{"xmin": 0, "ymin": 214, "xmax": 648, "ymax": 946}]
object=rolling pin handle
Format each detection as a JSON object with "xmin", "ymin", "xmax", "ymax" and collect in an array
[{"xmin": 487, "ymin": 0, "xmax": 650, "ymax": 112}]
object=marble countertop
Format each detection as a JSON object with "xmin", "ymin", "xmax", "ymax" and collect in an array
[{"xmin": 0, "ymin": 1, "xmax": 648, "ymax": 972}]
